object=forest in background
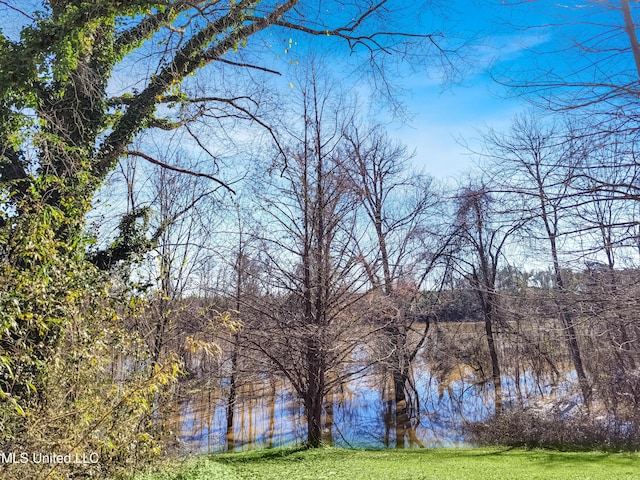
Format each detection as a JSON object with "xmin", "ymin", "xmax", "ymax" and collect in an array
[{"xmin": 1, "ymin": 1, "xmax": 640, "ymax": 479}]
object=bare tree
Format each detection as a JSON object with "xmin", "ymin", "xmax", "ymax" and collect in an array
[
  {"xmin": 451, "ymin": 184, "xmax": 521, "ymax": 415},
  {"xmin": 98, "ymin": 143, "xmax": 228, "ymax": 368},
  {"xmin": 243, "ymin": 66, "xmax": 371, "ymax": 447},
  {"xmin": 480, "ymin": 114, "xmax": 592, "ymax": 407},
  {"xmin": 0, "ymin": 0, "xmax": 454, "ymax": 407},
  {"xmin": 571, "ymin": 140, "xmax": 640, "ymax": 412},
  {"xmin": 343, "ymin": 125, "xmax": 448, "ymax": 447}
]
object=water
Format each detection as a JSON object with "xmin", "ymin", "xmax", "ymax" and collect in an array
[{"xmin": 168, "ymin": 356, "xmax": 576, "ymax": 453}]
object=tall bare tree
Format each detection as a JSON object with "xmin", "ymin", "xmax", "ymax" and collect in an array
[
  {"xmin": 343, "ymin": 125, "xmax": 447, "ymax": 447},
  {"xmin": 451, "ymin": 184, "xmax": 522, "ymax": 416},
  {"xmin": 480, "ymin": 114, "xmax": 592, "ymax": 407},
  {"xmin": 244, "ymin": 67, "xmax": 370, "ymax": 447}
]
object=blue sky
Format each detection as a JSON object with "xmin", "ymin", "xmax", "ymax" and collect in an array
[
  {"xmin": 242, "ymin": 1, "xmax": 561, "ymax": 181},
  {"xmin": 247, "ymin": 0, "xmax": 564, "ymax": 182},
  {"xmin": 1, "ymin": 0, "xmax": 637, "ymax": 184},
  {"xmin": 376, "ymin": 1, "xmax": 638, "ymax": 182},
  {"xmin": 384, "ymin": 2, "xmax": 546, "ymax": 180}
]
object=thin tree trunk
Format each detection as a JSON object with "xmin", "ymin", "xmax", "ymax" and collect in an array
[
  {"xmin": 549, "ymin": 238, "xmax": 591, "ymax": 407},
  {"xmin": 323, "ymin": 386, "xmax": 335, "ymax": 446},
  {"xmin": 382, "ymin": 378, "xmax": 393, "ymax": 447},
  {"xmin": 535, "ymin": 165, "xmax": 591, "ymax": 407},
  {"xmin": 226, "ymin": 336, "xmax": 238, "ymax": 451},
  {"xmin": 483, "ymin": 295, "xmax": 503, "ymax": 416},
  {"xmin": 487, "ymin": 334, "xmax": 503, "ymax": 414},
  {"xmin": 472, "ymin": 276, "xmax": 503, "ymax": 416},
  {"xmin": 267, "ymin": 380, "xmax": 276, "ymax": 449},
  {"xmin": 621, "ymin": 0, "xmax": 640, "ymax": 79}
]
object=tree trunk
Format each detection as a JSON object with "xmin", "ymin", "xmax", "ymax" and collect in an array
[
  {"xmin": 323, "ymin": 387, "xmax": 335, "ymax": 446},
  {"xmin": 382, "ymin": 379, "xmax": 393, "ymax": 447},
  {"xmin": 226, "ymin": 336, "xmax": 239, "ymax": 451},
  {"xmin": 537, "ymin": 169, "xmax": 591, "ymax": 407},
  {"xmin": 304, "ymin": 392, "xmax": 323, "ymax": 448},
  {"xmin": 621, "ymin": 0, "xmax": 640, "ymax": 79},
  {"xmin": 385, "ymin": 323, "xmax": 414, "ymax": 448},
  {"xmin": 550, "ymin": 241, "xmax": 591, "ymax": 407},
  {"xmin": 473, "ymin": 283, "xmax": 502, "ymax": 415},
  {"xmin": 305, "ymin": 338, "xmax": 325, "ymax": 448},
  {"xmin": 267, "ymin": 380, "xmax": 276, "ymax": 449},
  {"xmin": 483, "ymin": 292, "xmax": 503, "ymax": 416},
  {"xmin": 393, "ymin": 369, "xmax": 409, "ymax": 449}
]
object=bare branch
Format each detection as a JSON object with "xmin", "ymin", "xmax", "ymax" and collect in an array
[
  {"xmin": 0, "ymin": 1, "xmax": 34, "ymax": 20},
  {"xmin": 126, "ymin": 149, "xmax": 235, "ymax": 194}
]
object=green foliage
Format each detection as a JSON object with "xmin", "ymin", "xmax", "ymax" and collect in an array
[
  {"xmin": 0, "ymin": 148, "xmax": 182, "ymax": 479},
  {"xmin": 134, "ymin": 447, "xmax": 640, "ymax": 480},
  {"xmin": 0, "ymin": 251, "xmax": 183, "ymax": 479},
  {"xmin": 0, "ymin": 0, "xmax": 356, "ymax": 477},
  {"xmin": 134, "ymin": 457, "xmax": 237, "ymax": 480},
  {"xmin": 89, "ymin": 207, "xmax": 155, "ymax": 270},
  {"xmin": 0, "ymin": 208, "xmax": 84, "ymax": 401},
  {"xmin": 0, "ymin": 0, "xmax": 279, "ymax": 413}
]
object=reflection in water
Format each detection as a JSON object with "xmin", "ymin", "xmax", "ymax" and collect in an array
[{"xmin": 170, "ymin": 356, "xmax": 576, "ymax": 454}]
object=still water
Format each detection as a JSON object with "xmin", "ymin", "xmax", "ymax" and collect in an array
[{"xmin": 170, "ymin": 356, "xmax": 574, "ymax": 453}]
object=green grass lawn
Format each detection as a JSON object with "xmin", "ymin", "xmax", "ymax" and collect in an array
[{"xmin": 134, "ymin": 447, "xmax": 640, "ymax": 480}]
